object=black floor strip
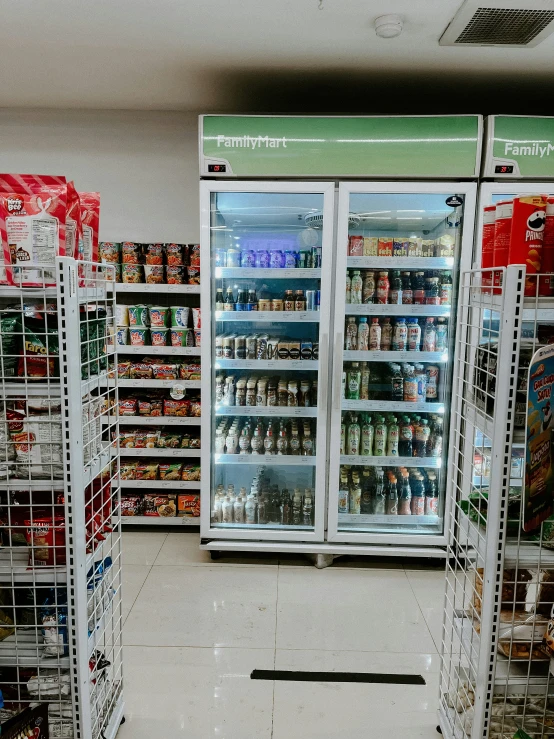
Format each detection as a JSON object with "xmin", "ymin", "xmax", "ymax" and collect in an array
[{"xmin": 251, "ymin": 670, "xmax": 425, "ymax": 685}]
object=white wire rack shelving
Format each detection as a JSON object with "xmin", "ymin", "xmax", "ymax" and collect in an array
[
  {"xmin": 0, "ymin": 259, "xmax": 124, "ymax": 739},
  {"xmin": 439, "ymin": 266, "xmax": 554, "ymax": 739}
]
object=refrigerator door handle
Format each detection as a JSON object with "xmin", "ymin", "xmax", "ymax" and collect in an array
[
  {"xmin": 333, "ymin": 332, "xmax": 343, "ymax": 410},
  {"xmin": 319, "ymin": 332, "xmax": 328, "ymax": 410}
]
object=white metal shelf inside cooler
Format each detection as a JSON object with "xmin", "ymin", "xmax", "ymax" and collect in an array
[
  {"xmin": 116, "ymin": 379, "xmax": 201, "ymax": 389},
  {"xmin": 120, "ymin": 479, "xmax": 200, "ymax": 490},
  {"xmin": 346, "ymin": 257, "xmax": 454, "ymax": 269},
  {"xmin": 215, "ymin": 454, "xmax": 316, "ymax": 466},
  {"xmin": 116, "ymin": 345, "xmax": 200, "ymax": 356},
  {"xmin": 120, "ymin": 448, "xmax": 200, "ymax": 458},
  {"xmin": 113, "ymin": 283, "xmax": 201, "ymax": 294},
  {"xmin": 104, "ymin": 415, "xmax": 201, "ymax": 426},
  {"xmin": 215, "ymin": 359, "xmax": 318, "ymax": 370},
  {"xmin": 339, "ymin": 454, "xmax": 441, "ymax": 467},
  {"xmin": 343, "ymin": 350, "xmax": 447, "ymax": 363},
  {"xmin": 342, "ymin": 400, "xmax": 444, "ymax": 413},
  {"xmin": 215, "ymin": 311, "xmax": 319, "ymax": 323},
  {"xmin": 345, "ymin": 304, "xmax": 451, "ymax": 317},
  {"xmin": 215, "ymin": 405, "xmax": 318, "ymax": 418},
  {"xmin": 121, "ymin": 516, "xmax": 199, "ymax": 526},
  {"xmin": 216, "ymin": 268, "xmax": 321, "ymax": 279},
  {"xmin": 338, "ymin": 513, "xmax": 440, "ymax": 526}
]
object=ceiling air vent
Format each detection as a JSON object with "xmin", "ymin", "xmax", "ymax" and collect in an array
[{"xmin": 440, "ymin": 0, "xmax": 554, "ymax": 47}]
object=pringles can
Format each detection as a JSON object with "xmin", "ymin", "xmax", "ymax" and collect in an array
[
  {"xmin": 539, "ymin": 197, "xmax": 554, "ymax": 297},
  {"xmin": 508, "ymin": 195, "xmax": 547, "ymax": 296},
  {"xmin": 481, "ymin": 205, "xmax": 496, "ymax": 287}
]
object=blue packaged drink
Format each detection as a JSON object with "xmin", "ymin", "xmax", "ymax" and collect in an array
[
  {"xmin": 256, "ymin": 250, "xmax": 270, "ymax": 268},
  {"xmin": 315, "ymin": 290, "xmax": 321, "ymax": 311},
  {"xmin": 284, "ymin": 251, "xmax": 297, "ymax": 268},
  {"xmin": 215, "ymin": 249, "xmax": 227, "ymax": 267},
  {"xmin": 270, "ymin": 250, "xmax": 284, "ymax": 268},
  {"xmin": 305, "ymin": 290, "xmax": 316, "ymax": 311},
  {"xmin": 242, "ymin": 249, "xmax": 256, "ymax": 268}
]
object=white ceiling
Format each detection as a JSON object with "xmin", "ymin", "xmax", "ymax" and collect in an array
[{"xmin": 2, "ymin": 0, "xmax": 554, "ymax": 111}]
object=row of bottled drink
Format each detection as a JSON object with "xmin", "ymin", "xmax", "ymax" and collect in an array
[
  {"xmin": 343, "ymin": 362, "xmax": 440, "ymax": 402},
  {"xmin": 215, "ymin": 246, "xmax": 322, "ymax": 269},
  {"xmin": 341, "ymin": 412, "xmax": 443, "ymax": 458},
  {"xmin": 339, "ymin": 465, "xmax": 439, "ymax": 517},
  {"xmin": 215, "ymin": 417, "xmax": 316, "ymax": 456},
  {"xmin": 212, "ymin": 476, "xmax": 315, "ymax": 526},
  {"xmin": 345, "ymin": 316, "xmax": 447, "ymax": 353},
  {"xmin": 216, "ymin": 373, "xmax": 317, "ymax": 407},
  {"xmin": 345, "ymin": 270, "xmax": 452, "ymax": 305},
  {"xmin": 215, "ymin": 286, "xmax": 320, "ymax": 312}
]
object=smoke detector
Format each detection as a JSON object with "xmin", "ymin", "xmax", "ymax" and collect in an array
[
  {"xmin": 440, "ymin": 0, "xmax": 554, "ymax": 47},
  {"xmin": 374, "ymin": 14, "xmax": 403, "ymax": 38}
]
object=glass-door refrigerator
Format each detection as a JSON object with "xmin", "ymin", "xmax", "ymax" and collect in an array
[
  {"xmin": 327, "ymin": 183, "xmax": 477, "ymax": 547},
  {"xmin": 199, "ymin": 182, "xmax": 334, "ymax": 543}
]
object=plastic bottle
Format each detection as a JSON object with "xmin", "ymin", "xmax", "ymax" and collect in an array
[
  {"xmin": 392, "ymin": 318, "xmax": 408, "ymax": 351},
  {"xmin": 387, "ymin": 416, "xmax": 399, "ymax": 456},
  {"xmin": 390, "ymin": 363, "xmax": 404, "ymax": 402},
  {"xmin": 415, "ymin": 419, "xmax": 430, "ymax": 456},
  {"xmin": 258, "ymin": 494, "xmax": 268, "ymax": 525},
  {"xmin": 351, "ymin": 271, "xmax": 363, "ymax": 304},
  {"xmin": 234, "ymin": 493, "xmax": 245, "ymax": 523},
  {"xmin": 360, "ymin": 472, "xmax": 373, "ymax": 514},
  {"xmin": 362, "ymin": 271, "xmax": 376, "ymax": 304},
  {"xmin": 403, "ymin": 364, "xmax": 418, "ymax": 402},
  {"xmin": 360, "ymin": 362, "xmax": 370, "ymax": 400},
  {"xmin": 407, "ymin": 318, "xmax": 421, "ymax": 352},
  {"xmin": 401, "ymin": 272, "xmax": 413, "ymax": 304},
  {"xmin": 222, "ymin": 495, "xmax": 234, "ymax": 523},
  {"xmin": 361, "ymin": 415, "xmax": 374, "ymax": 456},
  {"xmin": 374, "ymin": 416, "xmax": 387, "ymax": 456},
  {"xmin": 212, "ymin": 493, "xmax": 223, "ymax": 523},
  {"xmin": 369, "ymin": 318, "xmax": 381, "ymax": 351},
  {"xmin": 413, "ymin": 272, "xmax": 425, "ymax": 305},
  {"xmin": 338, "ymin": 471, "xmax": 350, "ymax": 514},
  {"xmin": 414, "ymin": 364, "xmax": 427, "ymax": 402},
  {"xmin": 431, "ymin": 417, "xmax": 443, "ymax": 457},
  {"xmin": 245, "ymin": 492, "xmax": 257, "ymax": 524},
  {"xmin": 389, "ymin": 270, "xmax": 402, "ymax": 304},
  {"xmin": 386, "ymin": 475, "xmax": 399, "ymax": 515},
  {"xmin": 303, "ymin": 489, "xmax": 313, "ymax": 526},
  {"xmin": 425, "ymin": 474, "xmax": 439, "ymax": 515},
  {"xmin": 357, "ymin": 317, "xmax": 370, "ymax": 351},
  {"xmin": 376, "ymin": 271, "xmax": 390, "ymax": 304},
  {"xmin": 215, "ymin": 287, "xmax": 225, "ymax": 310},
  {"xmin": 224, "ymin": 287, "xmax": 235, "ymax": 311},
  {"xmin": 340, "ymin": 419, "xmax": 346, "ymax": 455},
  {"xmin": 347, "ymin": 414, "xmax": 361, "ymax": 455},
  {"xmin": 373, "ymin": 469, "xmax": 386, "ymax": 514},
  {"xmin": 347, "ymin": 363, "xmax": 362, "ymax": 400},
  {"xmin": 436, "ymin": 318, "xmax": 448, "ymax": 353},
  {"xmin": 345, "ymin": 317, "xmax": 358, "ymax": 350},
  {"xmin": 423, "ymin": 318, "xmax": 437, "ymax": 352},
  {"xmin": 411, "ymin": 475, "xmax": 425, "ymax": 516},
  {"xmin": 349, "ymin": 474, "xmax": 362, "ymax": 515},
  {"xmin": 345, "ymin": 271, "xmax": 352, "ymax": 304},
  {"xmin": 381, "ymin": 318, "xmax": 392, "ymax": 351},
  {"xmin": 399, "ymin": 415, "xmax": 413, "ymax": 456},
  {"xmin": 440, "ymin": 272, "xmax": 453, "ymax": 306},
  {"xmin": 426, "ymin": 277, "xmax": 440, "ymax": 306},
  {"xmin": 399, "ymin": 475, "xmax": 412, "ymax": 515}
]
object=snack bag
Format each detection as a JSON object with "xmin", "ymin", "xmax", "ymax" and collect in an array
[
  {"xmin": 0, "ymin": 173, "xmax": 67, "ymax": 286},
  {"xmin": 65, "ymin": 181, "xmax": 82, "ymax": 260},
  {"xmin": 78, "ymin": 191, "xmax": 100, "ymax": 263}
]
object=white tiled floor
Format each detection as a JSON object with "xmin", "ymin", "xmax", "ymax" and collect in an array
[{"xmin": 118, "ymin": 531, "xmax": 446, "ymax": 739}]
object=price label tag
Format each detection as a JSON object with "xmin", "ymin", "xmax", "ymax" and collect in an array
[{"xmin": 242, "ymin": 361, "xmax": 254, "ymax": 369}]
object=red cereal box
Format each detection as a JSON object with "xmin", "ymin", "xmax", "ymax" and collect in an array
[
  {"xmin": 508, "ymin": 195, "xmax": 547, "ymax": 296},
  {"xmin": 540, "ymin": 197, "xmax": 554, "ymax": 297},
  {"xmin": 0, "ymin": 173, "xmax": 67, "ymax": 286},
  {"xmin": 348, "ymin": 236, "xmax": 363, "ymax": 256}
]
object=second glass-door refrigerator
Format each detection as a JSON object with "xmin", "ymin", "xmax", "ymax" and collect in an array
[{"xmin": 199, "ymin": 114, "xmax": 481, "ymax": 556}]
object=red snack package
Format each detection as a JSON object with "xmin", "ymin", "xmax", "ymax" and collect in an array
[
  {"xmin": 539, "ymin": 197, "xmax": 554, "ymax": 297},
  {"xmin": 481, "ymin": 205, "xmax": 496, "ymax": 286},
  {"xmin": 0, "ymin": 174, "xmax": 67, "ymax": 286},
  {"xmin": 508, "ymin": 195, "xmax": 547, "ymax": 296},
  {"xmin": 25, "ymin": 515, "xmax": 66, "ymax": 568},
  {"xmin": 78, "ymin": 192, "xmax": 100, "ymax": 263},
  {"xmin": 492, "ymin": 200, "xmax": 513, "ymax": 293},
  {"xmin": 65, "ymin": 181, "xmax": 82, "ymax": 260}
]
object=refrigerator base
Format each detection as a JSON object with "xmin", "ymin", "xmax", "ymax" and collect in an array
[{"xmin": 201, "ymin": 539, "xmax": 447, "ymax": 564}]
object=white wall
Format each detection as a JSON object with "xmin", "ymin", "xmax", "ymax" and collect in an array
[{"xmin": 0, "ymin": 109, "xmax": 200, "ymax": 243}]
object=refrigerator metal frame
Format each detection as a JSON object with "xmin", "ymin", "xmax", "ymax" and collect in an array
[
  {"xmin": 199, "ymin": 179, "xmax": 336, "ymax": 543},
  {"xmin": 326, "ymin": 181, "xmax": 478, "ymax": 547}
]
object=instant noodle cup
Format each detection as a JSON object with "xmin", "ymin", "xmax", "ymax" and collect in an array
[
  {"xmin": 150, "ymin": 328, "xmax": 169, "ymax": 347},
  {"xmin": 508, "ymin": 195, "xmax": 547, "ymax": 296},
  {"xmin": 189, "ymin": 244, "xmax": 200, "ymax": 267},
  {"xmin": 128, "ymin": 305, "xmax": 149, "ymax": 326},
  {"xmin": 113, "ymin": 264, "xmax": 122, "ymax": 283},
  {"xmin": 129, "ymin": 327, "xmax": 149, "ymax": 346},
  {"xmin": 166, "ymin": 265, "xmax": 186, "ymax": 284},
  {"xmin": 144, "ymin": 265, "xmax": 164, "ymax": 284},
  {"xmin": 116, "ymin": 327, "xmax": 129, "ymax": 346},
  {"xmin": 121, "ymin": 241, "xmax": 143, "ymax": 264},
  {"xmin": 192, "ymin": 308, "xmax": 201, "ymax": 329},
  {"xmin": 122, "ymin": 264, "xmax": 143, "ymax": 283},
  {"xmin": 171, "ymin": 329, "xmax": 191, "ymax": 347},
  {"xmin": 148, "ymin": 306, "xmax": 169, "ymax": 327},
  {"xmin": 115, "ymin": 304, "xmax": 129, "ymax": 326},
  {"xmin": 194, "ymin": 330, "xmax": 201, "ymax": 347},
  {"xmin": 170, "ymin": 306, "xmax": 190, "ymax": 327},
  {"xmin": 99, "ymin": 242, "xmax": 120, "ymax": 264},
  {"xmin": 144, "ymin": 243, "xmax": 164, "ymax": 265},
  {"xmin": 165, "ymin": 243, "xmax": 185, "ymax": 266}
]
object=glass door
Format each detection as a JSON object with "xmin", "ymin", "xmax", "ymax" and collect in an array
[
  {"xmin": 200, "ymin": 182, "xmax": 334, "ymax": 541},
  {"xmin": 328, "ymin": 182, "xmax": 477, "ymax": 546}
]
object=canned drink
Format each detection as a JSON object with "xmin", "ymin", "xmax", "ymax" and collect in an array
[
  {"xmin": 255, "ymin": 250, "xmax": 270, "ymax": 268},
  {"xmin": 258, "ymin": 299, "xmax": 271, "ymax": 311},
  {"xmin": 305, "ymin": 290, "xmax": 316, "ymax": 311},
  {"xmin": 271, "ymin": 299, "xmax": 284, "ymax": 311},
  {"xmin": 312, "ymin": 342, "xmax": 319, "ymax": 360},
  {"xmin": 226, "ymin": 249, "xmax": 241, "ymax": 268},
  {"xmin": 267, "ymin": 337, "xmax": 279, "ymax": 359},
  {"xmin": 289, "ymin": 340, "xmax": 301, "ymax": 360},
  {"xmin": 269, "ymin": 250, "xmax": 283, "ymax": 268},
  {"xmin": 300, "ymin": 340, "xmax": 313, "ymax": 360},
  {"xmin": 256, "ymin": 335, "xmax": 268, "ymax": 359},
  {"xmin": 277, "ymin": 341, "xmax": 290, "ymax": 359},
  {"xmin": 311, "ymin": 246, "xmax": 321, "ymax": 268},
  {"xmin": 315, "ymin": 290, "xmax": 321, "ymax": 311},
  {"xmin": 246, "ymin": 335, "xmax": 258, "ymax": 359},
  {"xmin": 284, "ymin": 251, "xmax": 297, "ymax": 268},
  {"xmin": 215, "ymin": 335, "xmax": 224, "ymax": 359},
  {"xmin": 223, "ymin": 336, "xmax": 235, "ymax": 359},
  {"xmin": 215, "ymin": 249, "xmax": 227, "ymax": 268},
  {"xmin": 234, "ymin": 335, "xmax": 246, "ymax": 360},
  {"xmin": 298, "ymin": 251, "xmax": 307, "ymax": 268},
  {"xmin": 241, "ymin": 250, "xmax": 256, "ymax": 268}
]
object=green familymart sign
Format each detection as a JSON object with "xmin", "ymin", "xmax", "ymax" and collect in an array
[
  {"xmin": 485, "ymin": 116, "xmax": 554, "ymax": 178},
  {"xmin": 199, "ymin": 115, "xmax": 482, "ymax": 178}
]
